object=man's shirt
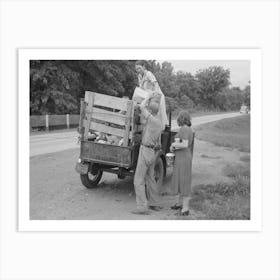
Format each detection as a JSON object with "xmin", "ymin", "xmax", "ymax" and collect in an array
[{"xmin": 140, "ymin": 102, "xmax": 162, "ymax": 147}]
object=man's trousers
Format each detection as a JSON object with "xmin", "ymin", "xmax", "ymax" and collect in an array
[{"xmin": 133, "ymin": 145, "xmax": 160, "ymax": 210}]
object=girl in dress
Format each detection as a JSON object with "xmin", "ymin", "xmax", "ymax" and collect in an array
[{"xmin": 170, "ymin": 111, "xmax": 194, "ymax": 216}]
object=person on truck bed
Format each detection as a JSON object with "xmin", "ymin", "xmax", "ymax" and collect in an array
[
  {"xmin": 135, "ymin": 60, "xmax": 168, "ymax": 131},
  {"xmin": 132, "ymin": 98, "xmax": 163, "ymax": 215}
]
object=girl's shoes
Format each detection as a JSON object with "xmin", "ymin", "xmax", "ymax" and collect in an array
[
  {"xmin": 171, "ymin": 204, "xmax": 182, "ymax": 210},
  {"xmin": 149, "ymin": 206, "xmax": 162, "ymax": 211},
  {"xmin": 181, "ymin": 210, "xmax": 190, "ymax": 216}
]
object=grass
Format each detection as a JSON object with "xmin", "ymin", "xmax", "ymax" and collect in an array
[
  {"xmin": 190, "ymin": 162, "xmax": 250, "ymax": 220},
  {"xmin": 188, "ymin": 115, "xmax": 250, "ymax": 219},
  {"xmin": 171, "ymin": 109, "xmax": 234, "ymax": 120},
  {"xmin": 223, "ymin": 163, "xmax": 250, "ymax": 179},
  {"xmin": 194, "ymin": 115, "xmax": 250, "ymax": 152},
  {"xmin": 240, "ymin": 154, "xmax": 250, "ymax": 162}
]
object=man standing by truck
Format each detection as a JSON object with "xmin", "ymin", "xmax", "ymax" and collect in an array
[{"xmin": 132, "ymin": 98, "xmax": 163, "ymax": 215}]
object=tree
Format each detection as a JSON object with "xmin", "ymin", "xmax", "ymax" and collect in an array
[
  {"xmin": 165, "ymin": 96, "xmax": 177, "ymax": 113},
  {"xmin": 30, "ymin": 60, "xmax": 238, "ymax": 115},
  {"xmin": 175, "ymin": 71, "xmax": 200, "ymax": 104},
  {"xmin": 243, "ymin": 83, "xmax": 250, "ymax": 108},
  {"xmin": 30, "ymin": 61, "xmax": 80, "ymax": 114},
  {"xmin": 153, "ymin": 61, "xmax": 177, "ymax": 97},
  {"xmin": 195, "ymin": 66, "xmax": 230, "ymax": 107},
  {"xmin": 65, "ymin": 60, "xmax": 137, "ymax": 98},
  {"xmin": 30, "ymin": 60, "xmax": 138, "ymax": 115},
  {"xmin": 179, "ymin": 95, "xmax": 194, "ymax": 109},
  {"xmin": 215, "ymin": 88, "xmax": 244, "ymax": 111}
]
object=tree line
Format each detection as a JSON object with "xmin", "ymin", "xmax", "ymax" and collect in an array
[{"xmin": 30, "ymin": 60, "xmax": 250, "ymax": 115}]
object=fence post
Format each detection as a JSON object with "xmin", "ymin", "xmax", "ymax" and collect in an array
[
  {"xmin": 45, "ymin": 114, "xmax": 49, "ymax": 131},
  {"xmin": 66, "ymin": 114, "xmax": 70, "ymax": 129}
]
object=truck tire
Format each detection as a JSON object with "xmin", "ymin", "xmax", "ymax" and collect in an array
[
  {"xmin": 80, "ymin": 168, "xmax": 103, "ymax": 189},
  {"xmin": 154, "ymin": 156, "xmax": 164, "ymax": 190}
]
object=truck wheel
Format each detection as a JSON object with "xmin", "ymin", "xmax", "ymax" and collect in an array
[
  {"xmin": 154, "ymin": 156, "xmax": 164, "ymax": 190},
  {"xmin": 80, "ymin": 168, "xmax": 103, "ymax": 189}
]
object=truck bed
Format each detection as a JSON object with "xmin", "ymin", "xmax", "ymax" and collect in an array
[{"xmin": 80, "ymin": 141, "xmax": 133, "ymax": 168}]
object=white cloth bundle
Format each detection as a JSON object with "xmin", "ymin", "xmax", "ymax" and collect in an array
[
  {"xmin": 132, "ymin": 86, "xmax": 168, "ymax": 130},
  {"xmin": 132, "ymin": 87, "xmax": 150, "ymax": 104}
]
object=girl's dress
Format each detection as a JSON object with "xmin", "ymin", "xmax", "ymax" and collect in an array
[{"xmin": 171, "ymin": 125, "xmax": 194, "ymax": 197}]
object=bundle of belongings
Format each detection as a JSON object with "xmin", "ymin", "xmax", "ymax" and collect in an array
[
  {"xmin": 88, "ymin": 131, "xmax": 124, "ymax": 146},
  {"xmin": 132, "ymin": 86, "xmax": 168, "ymax": 131}
]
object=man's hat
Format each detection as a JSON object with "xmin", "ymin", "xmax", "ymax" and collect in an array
[{"xmin": 148, "ymin": 102, "xmax": 159, "ymax": 115}]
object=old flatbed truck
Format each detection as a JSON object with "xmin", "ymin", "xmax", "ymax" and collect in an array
[{"xmin": 75, "ymin": 91, "xmax": 176, "ymax": 191}]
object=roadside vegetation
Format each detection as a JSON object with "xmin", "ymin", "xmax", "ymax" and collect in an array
[
  {"xmin": 30, "ymin": 60, "xmax": 250, "ymax": 116},
  {"xmin": 190, "ymin": 174, "xmax": 250, "ymax": 220},
  {"xmin": 194, "ymin": 115, "xmax": 250, "ymax": 152},
  {"xmin": 171, "ymin": 109, "xmax": 234, "ymax": 120},
  {"xmin": 188, "ymin": 115, "xmax": 250, "ymax": 220}
]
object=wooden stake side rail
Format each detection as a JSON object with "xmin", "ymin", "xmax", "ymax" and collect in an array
[
  {"xmin": 84, "ymin": 92, "xmax": 94, "ymax": 140},
  {"xmin": 123, "ymin": 101, "xmax": 133, "ymax": 146},
  {"xmin": 91, "ymin": 107, "xmax": 126, "ymax": 126},
  {"xmin": 78, "ymin": 99, "xmax": 86, "ymax": 141},
  {"xmin": 82, "ymin": 91, "xmax": 134, "ymax": 146},
  {"xmin": 87, "ymin": 91, "xmax": 129, "ymax": 111}
]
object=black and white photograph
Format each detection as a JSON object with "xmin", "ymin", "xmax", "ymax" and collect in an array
[{"xmin": 28, "ymin": 55, "xmax": 252, "ymax": 221}]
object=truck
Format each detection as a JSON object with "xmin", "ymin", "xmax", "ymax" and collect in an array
[{"xmin": 75, "ymin": 91, "xmax": 176, "ymax": 191}]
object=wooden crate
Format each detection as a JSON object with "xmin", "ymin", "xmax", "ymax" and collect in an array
[
  {"xmin": 81, "ymin": 91, "xmax": 134, "ymax": 147},
  {"xmin": 78, "ymin": 91, "xmax": 135, "ymax": 167},
  {"xmin": 80, "ymin": 91, "xmax": 133, "ymax": 143}
]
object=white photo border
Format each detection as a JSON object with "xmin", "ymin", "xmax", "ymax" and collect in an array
[{"xmin": 19, "ymin": 48, "xmax": 262, "ymax": 232}]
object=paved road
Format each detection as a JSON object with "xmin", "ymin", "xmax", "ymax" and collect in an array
[{"xmin": 30, "ymin": 112, "xmax": 240, "ymax": 157}]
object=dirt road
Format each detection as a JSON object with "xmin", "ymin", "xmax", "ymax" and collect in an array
[
  {"xmin": 30, "ymin": 112, "xmax": 240, "ymax": 157},
  {"xmin": 30, "ymin": 138, "xmax": 248, "ymax": 220}
]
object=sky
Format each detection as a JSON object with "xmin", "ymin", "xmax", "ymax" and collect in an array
[{"xmin": 160, "ymin": 60, "xmax": 250, "ymax": 89}]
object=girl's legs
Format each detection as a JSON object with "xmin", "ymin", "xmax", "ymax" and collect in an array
[
  {"xmin": 172, "ymin": 195, "xmax": 191, "ymax": 211},
  {"xmin": 171, "ymin": 195, "xmax": 182, "ymax": 209},
  {"xmin": 182, "ymin": 196, "xmax": 190, "ymax": 213},
  {"xmin": 178, "ymin": 195, "xmax": 183, "ymax": 206}
]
